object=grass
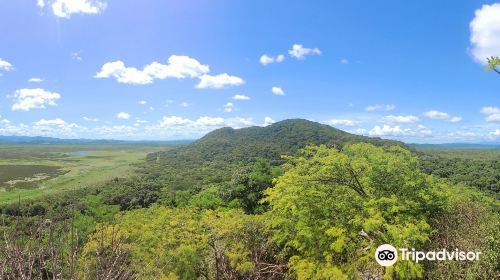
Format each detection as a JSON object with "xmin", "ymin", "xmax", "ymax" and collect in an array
[{"xmin": 0, "ymin": 144, "xmax": 172, "ymax": 204}]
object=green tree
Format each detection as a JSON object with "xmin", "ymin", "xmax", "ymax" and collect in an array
[
  {"xmin": 486, "ymin": 56, "xmax": 500, "ymax": 76},
  {"xmin": 227, "ymin": 158, "xmax": 281, "ymax": 214},
  {"xmin": 263, "ymin": 143, "xmax": 446, "ymax": 279}
]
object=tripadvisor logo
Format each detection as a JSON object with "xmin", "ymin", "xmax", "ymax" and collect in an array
[
  {"xmin": 375, "ymin": 244, "xmax": 481, "ymax": 267},
  {"xmin": 375, "ymin": 244, "xmax": 398, "ymax": 266}
]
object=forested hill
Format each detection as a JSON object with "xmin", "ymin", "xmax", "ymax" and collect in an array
[
  {"xmin": 149, "ymin": 119, "xmax": 404, "ymax": 164},
  {"xmin": 143, "ymin": 119, "xmax": 404, "ymax": 191}
]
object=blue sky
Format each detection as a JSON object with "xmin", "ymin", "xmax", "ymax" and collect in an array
[{"xmin": 0, "ymin": 0, "xmax": 499, "ymax": 142}]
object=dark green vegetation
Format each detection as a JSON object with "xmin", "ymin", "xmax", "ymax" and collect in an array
[
  {"xmin": 415, "ymin": 147, "xmax": 500, "ymax": 194},
  {"xmin": 0, "ymin": 120, "xmax": 498, "ymax": 279}
]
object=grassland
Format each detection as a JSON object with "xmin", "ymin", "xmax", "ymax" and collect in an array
[{"xmin": 0, "ymin": 144, "xmax": 170, "ymax": 204}]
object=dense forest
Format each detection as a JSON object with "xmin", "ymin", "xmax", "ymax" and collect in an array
[{"xmin": 0, "ymin": 119, "xmax": 498, "ymax": 279}]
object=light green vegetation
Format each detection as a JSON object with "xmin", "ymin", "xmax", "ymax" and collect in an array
[{"xmin": 0, "ymin": 145, "xmax": 169, "ymax": 204}]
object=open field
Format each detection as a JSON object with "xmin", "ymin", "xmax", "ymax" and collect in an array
[{"xmin": 0, "ymin": 144, "xmax": 171, "ymax": 204}]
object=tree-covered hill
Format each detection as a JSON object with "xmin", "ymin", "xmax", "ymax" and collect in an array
[
  {"xmin": 142, "ymin": 119, "xmax": 405, "ymax": 192},
  {"xmin": 149, "ymin": 119, "xmax": 404, "ymax": 164}
]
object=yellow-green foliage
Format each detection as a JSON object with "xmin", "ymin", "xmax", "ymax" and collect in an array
[
  {"xmin": 82, "ymin": 207, "xmax": 278, "ymax": 279},
  {"xmin": 263, "ymin": 143, "xmax": 447, "ymax": 279}
]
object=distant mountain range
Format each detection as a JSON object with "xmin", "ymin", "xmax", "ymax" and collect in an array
[{"xmin": 410, "ymin": 143, "xmax": 500, "ymax": 149}]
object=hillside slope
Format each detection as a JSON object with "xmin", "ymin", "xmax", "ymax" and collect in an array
[
  {"xmin": 142, "ymin": 119, "xmax": 404, "ymax": 191},
  {"xmin": 152, "ymin": 119, "xmax": 403, "ymax": 164}
]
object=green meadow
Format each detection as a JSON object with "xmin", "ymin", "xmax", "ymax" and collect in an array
[{"xmin": 0, "ymin": 144, "xmax": 168, "ymax": 204}]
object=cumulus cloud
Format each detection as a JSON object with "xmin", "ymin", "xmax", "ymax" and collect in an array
[
  {"xmin": 288, "ymin": 44, "xmax": 322, "ymax": 59},
  {"xmin": 340, "ymin": 58, "xmax": 349, "ymax": 64},
  {"xmin": 28, "ymin": 77, "xmax": 44, "ymax": 83},
  {"xmin": 117, "ymin": 112, "xmax": 131, "ymax": 120},
  {"xmin": 159, "ymin": 116, "xmax": 191, "ymax": 126},
  {"xmin": 49, "ymin": 0, "xmax": 107, "ymax": 18},
  {"xmin": 95, "ymin": 61, "xmax": 153, "ymax": 85},
  {"xmin": 232, "ymin": 94, "xmax": 250, "ymax": 101},
  {"xmin": 34, "ymin": 118, "xmax": 77, "ymax": 128},
  {"xmin": 381, "ymin": 115, "xmax": 420, "ymax": 124},
  {"xmin": 0, "ymin": 58, "xmax": 13, "ymax": 72},
  {"xmin": 423, "ymin": 110, "xmax": 462, "ymax": 122},
  {"xmin": 259, "ymin": 54, "xmax": 285, "ymax": 65},
  {"xmin": 146, "ymin": 116, "xmax": 256, "ymax": 137},
  {"xmin": 328, "ymin": 119, "xmax": 356, "ymax": 127},
  {"xmin": 95, "ymin": 55, "xmax": 210, "ymax": 85},
  {"xmin": 83, "ymin": 116, "xmax": 99, "ymax": 122},
  {"xmin": 196, "ymin": 73, "xmax": 244, "ymax": 89},
  {"xmin": 9, "ymin": 88, "xmax": 61, "ymax": 111},
  {"xmin": 469, "ymin": 3, "xmax": 500, "ymax": 64},
  {"xmin": 138, "ymin": 100, "xmax": 147, "ymax": 105},
  {"xmin": 365, "ymin": 104, "xmax": 395, "ymax": 112},
  {"xmin": 491, "ymin": 129, "xmax": 500, "ymax": 136},
  {"xmin": 143, "ymin": 55, "xmax": 210, "ymax": 79},
  {"xmin": 368, "ymin": 124, "xmax": 431, "ymax": 137},
  {"xmin": 223, "ymin": 102, "xmax": 234, "ymax": 112},
  {"xmin": 271, "ymin": 86, "xmax": 285, "ymax": 96},
  {"xmin": 263, "ymin": 117, "xmax": 275, "ymax": 126},
  {"xmin": 481, "ymin": 106, "xmax": 500, "ymax": 122},
  {"xmin": 96, "ymin": 55, "xmax": 244, "ymax": 89}
]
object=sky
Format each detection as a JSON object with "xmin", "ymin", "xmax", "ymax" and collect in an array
[{"xmin": 0, "ymin": 0, "xmax": 499, "ymax": 143}]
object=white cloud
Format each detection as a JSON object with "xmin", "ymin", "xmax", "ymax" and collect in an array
[
  {"xmin": 365, "ymin": 104, "xmax": 395, "ymax": 112},
  {"xmin": 50, "ymin": 0, "xmax": 107, "ymax": 18},
  {"xmin": 369, "ymin": 125, "xmax": 404, "ymax": 136},
  {"xmin": 340, "ymin": 58, "xmax": 349, "ymax": 64},
  {"xmin": 328, "ymin": 119, "xmax": 356, "ymax": 127},
  {"xmin": 138, "ymin": 100, "xmax": 147, "ymax": 105},
  {"xmin": 28, "ymin": 77, "xmax": 44, "ymax": 83},
  {"xmin": 381, "ymin": 115, "xmax": 420, "ymax": 124},
  {"xmin": 481, "ymin": 106, "xmax": 500, "ymax": 122},
  {"xmin": 72, "ymin": 51, "xmax": 83, "ymax": 61},
  {"xmin": 34, "ymin": 118, "xmax": 73, "ymax": 127},
  {"xmin": 232, "ymin": 94, "xmax": 250, "ymax": 101},
  {"xmin": 259, "ymin": 54, "xmax": 285, "ymax": 65},
  {"xmin": 37, "ymin": 0, "xmax": 45, "ymax": 8},
  {"xmin": 223, "ymin": 102, "xmax": 234, "ymax": 112},
  {"xmin": 180, "ymin": 102, "xmax": 189, "ymax": 107},
  {"xmin": 368, "ymin": 124, "xmax": 431, "ymax": 137},
  {"xmin": 195, "ymin": 116, "xmax": 225, "ymax": 126},
  {"xmin": 196, "ymin": 73, "xmax": 244, "ymax": 89},
  {"xmin": 96, "ymin": 125, "xmax": 137, "ymax": 136},
  {"xmin": 145, "ymin": 116, "xmax": 256, "ymax": 137},
  {"xmin": 95, "ymin": 61, "xmax": 152, "ymax": 85},
  {"xmin": 272, "ymin": 86, "xmax": 285, "ymax": 96},
  {"xmin": 288, "ymin": 44, "xmax": 322, "ymax": 59},
  {"xmin": 117, "ymin": 112, "xmax": 131, "ymax": 120},
  {"xmin": 83, "ymin": 116, "xmax": 99, "ymax": 122},
  {"xmin": 423, "ymin": 110, "xmax": 462, "ymax": 122},
  {"xmin": 264, "ymin": 117, "xmax": 275, "ymax": 127},
  {"xmin": 469, "ymin": 3, "xmax": 500, "ymax": 64},
  {"xmin": 491, "ymin": 129, "xmax": 500, "ymax": 136},
  {"xmin": 95, "ymin": 55, "xmax": 210, "ymax": 85},
  {"xmin": 143, "ymin": 55, "xmax": 210, "ymax": 79},
  {"xmin": 0, "ymin": 58, "xmax": 13, "ymax": 71},
  {"xmin": 9, "ymin": 88, "xmax": 61, "ymax": 111},
  {"xmin": 159, "ymin": 116, "xmax": 191, "ymax": 126}
]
